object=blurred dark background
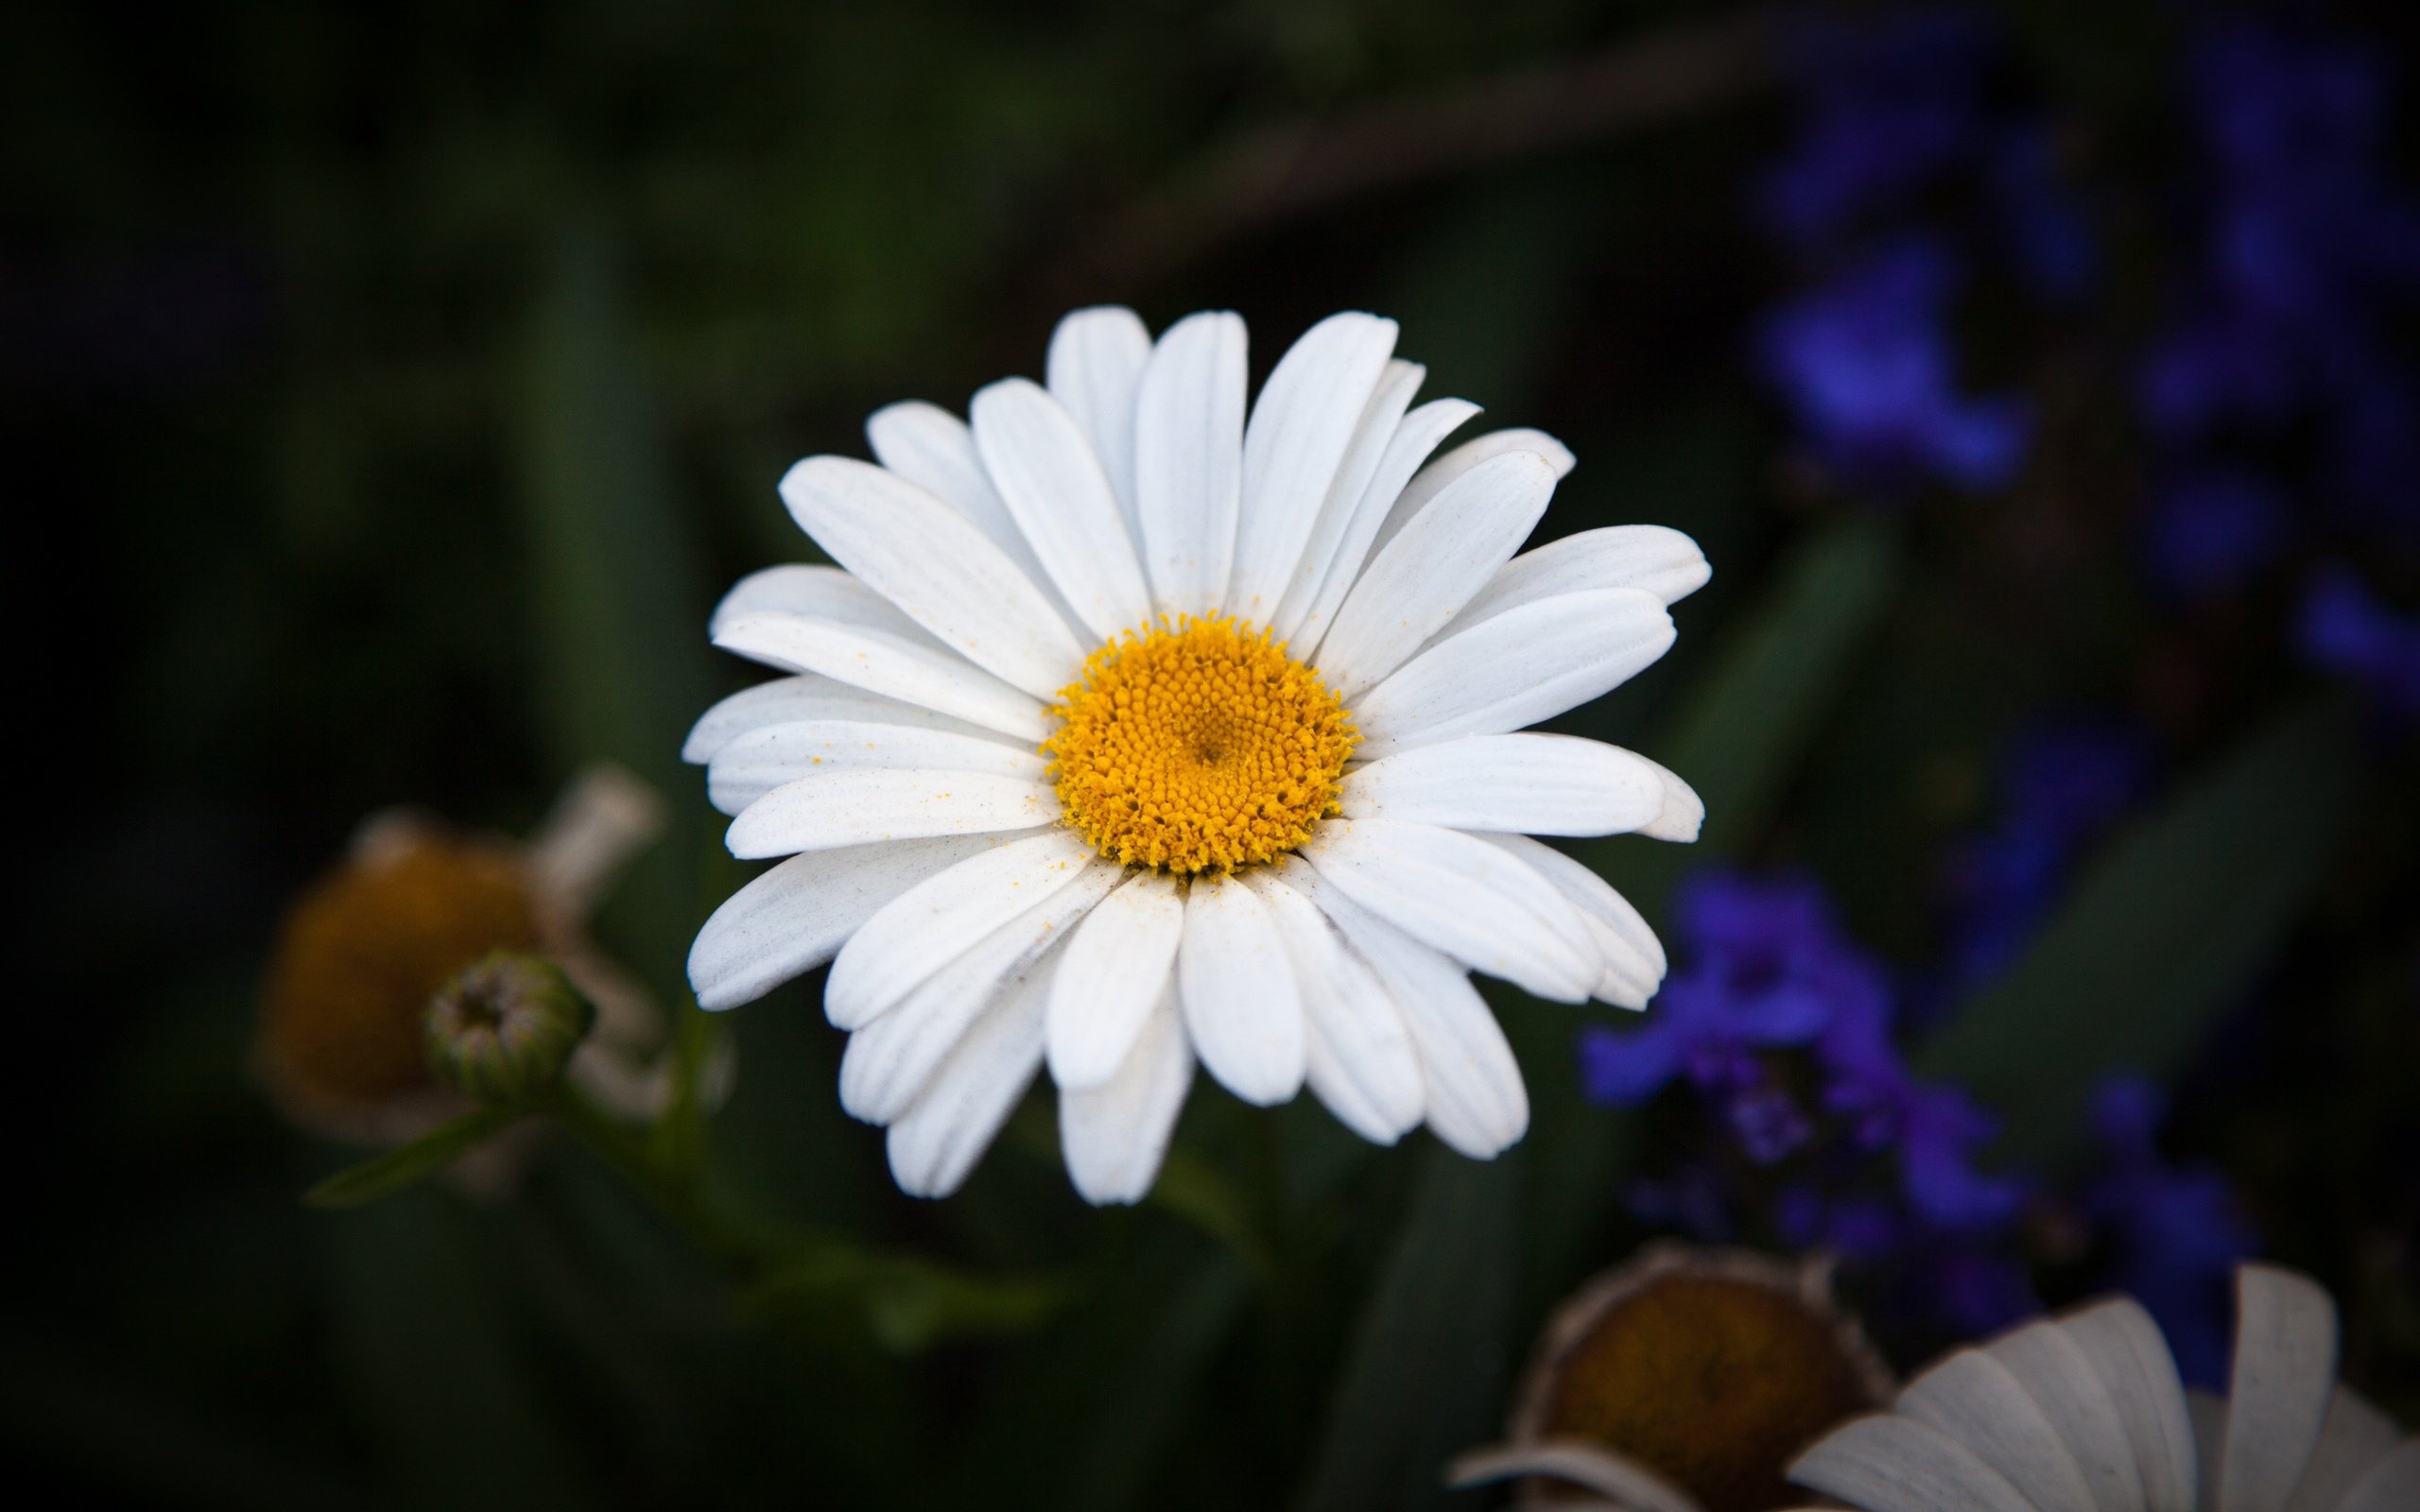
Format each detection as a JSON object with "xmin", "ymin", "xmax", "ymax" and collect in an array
[{"xmin": 7, "ymin": 1, "xmax": 2417, "ymax": 1507}]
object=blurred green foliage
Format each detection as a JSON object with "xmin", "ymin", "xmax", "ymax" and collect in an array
[{"xmin": 9, "ymin": 1, "xmax": 2416, "ymax": 1507}]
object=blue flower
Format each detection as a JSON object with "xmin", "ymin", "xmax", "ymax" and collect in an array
[
  {"xmin": 1578, "ymin": 873, "xmax": 1873, "ymax": 1108},
  {"xmin": 1758, "ymin": 10, "xmax": 1996, "ymax": 249},
  {"xmin": 2085, "ymin": 1077, "xmax": 2257, "ymax": 1390},
  {"xmin": 1755, "ymin": 237, "xmax": 2031, "ymax": 492},
  {"xmin": 2298, "ymin": 563, "xmax": 2420, "ymax": 721}
]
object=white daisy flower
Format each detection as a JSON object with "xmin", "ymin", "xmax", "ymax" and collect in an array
[
  {"xmin": 684, "ymin": 306, "xmax": 1708, "ymax": 1203},
  {"xmin": 1789, "ymin": 1263, "xmax": 2420, "ymax": 1512}
]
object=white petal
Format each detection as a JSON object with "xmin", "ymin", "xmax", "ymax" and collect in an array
[
  {"xmin": 1177, "ymin": 871, "xmax": 1305, "ymax": 1106},
  {"xmin": 685, "ymin": 833, "xmax": 1007, "ymax": 1010},
  {"xmin": 970, "ymin": 377, "xmax": 1152, "ymax": 642},
  {"xmin": 2060, "ymin": 1298, "xmax": 2199, "ymax": 1512},
  {"xmin": 683, "ymin": 673, "xmax": 1023, "ymax": 765},
  {"xmin": 1352, "ymin": 588, "xmax": 1675, "ymax": 761},
  {"xmin": 713, "ymin": 611, "xmax": 1050, "ymax": 741},
  {"xmin": 1269, "ymin": 359, "xmax": 1425, "ymax": 644},
  {"xmin": 865, "ymin": 403, "xmax": 1026, "ymax": 559},
  {"xmin": 867, "ymin": 401, "xmax": 1089, "ymax": 640},
  {"xmin": 1283, "ymin": 857, "xmax": 1527, "ymax": 1159},
  {"xmin": 1046, "ymin": 305, "xmax": 1152, "ymax": 539},
  {"xmin": 1238, "ymin": 870, "xmax": 1423, "ymax": 1143},
  {"xmin": 825, "ymin": 830, "xmax": 1096, "ymax": 1029},
  {"xmin": 726, "ymin": 769, "xmax": 1060, "ymax": 858},
  {"xmin": 707, "ymin": 719, "xmax": 1047, "ymax": 816},
  {"xmin": 1367, "ymin": 426, "xmax": 1575, "ymax": 562},
  {"xmin": 2336, "ymin": 1441, "xmax": 2420, "ymax": 1512},
  {"xmin": 1987, "ymin": 1316, "xmax": 2146, "ymax": 1512},
  {"xmin": 1438, "ymin": 525, "xmax": 1711, "ymax": 652},
  {"xmin": 1287, "ymin": 397, "xmax": 1481, "ymax": 653},
  {"xmin": 1046, "ymin": 868, "xmax": 1186, "ymax": 1090},
  {"xmin": 886, "ymin": 946, "xmax": 1053, "ymax": 1198},
  {"xmin": 1900, "ymin": 1348, "xmax": 2099, "ymax": 1512},
  {"xmin": 2220, "ymin": 1265, "xmax": 2340, "ymax": 1512},
  {"xmin": 1132, "ymin": 310, "xmax": 1247, "ymax": 620},
  {"xmin": 839, "ymin": 858, "xmax": 1120, "ymax": 1123},
  {"xmin": 1060, "ymin": 989, "xmax": 1193, "ymax": 1205},
  {"xmin": 778, "ymin": 455, "xmax": 1086, "ymax": 698},
  {"xmin": 1788, "ymin": 1414, "xmax": 2037, "ymax": 1512},
  {"xmin": 1474, "ymin": 833, "xmax": 1667, "ymax": 1008},
  {"xmin": 2284, "ymin": 1388, "xmax": 2405, "ymax": 1512},
  {"xmin": 1226, "ymin": 312, "xmax": 1398, "ymax": 625},
  {"xmin": 1340, "ymin": 733, "xmax": 1667, "ymax": 837},
  {"xmin": 1301, "ymin": 817, "xmax": 1600, "ymax": 1004},
  {"xmin": 1316, "ymin": 451, "xmax": 1559, "ymax": 699}
]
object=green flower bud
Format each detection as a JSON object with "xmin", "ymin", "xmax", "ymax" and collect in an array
[{"xmin": 424, "ymin": 952, "xmax": 594, "ymax": 1105}]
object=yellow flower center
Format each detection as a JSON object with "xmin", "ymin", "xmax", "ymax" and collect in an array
[{"xmin": 1045, "ymin": 615, "xmax": 1356, "ymax": 874}]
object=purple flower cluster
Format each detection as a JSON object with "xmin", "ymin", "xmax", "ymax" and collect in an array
[
  {"xmin": 1751, "ymin": 9, "xmax": 2086, "ymax": 494},
  {"xmin": 1581, "ymin": 867, "xmax": 2261, "ymax": 1349},
  {"xmin": 1580, "ymin": 874, "xmax": 2031, "ymax": 1332},
  {"xmin": 2138, "ymin": 19, "xmax": 2420, "ymax": 712}
]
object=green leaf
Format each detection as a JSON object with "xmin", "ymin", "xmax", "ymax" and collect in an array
[
  {"xmin": 1297, "ymin": 1144, "xmax": 1520, "ymax": 1512},
  {"xmin": 1917, "ymin": 696, "xmax": 2362, "ymax": 1170},
  {"xmin": 302, "ymin": 1107, "xmax": 524, "ymax": 1210}
]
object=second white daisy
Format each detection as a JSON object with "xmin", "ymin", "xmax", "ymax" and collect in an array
[{"xmin": 686, "ymin": 306, "xmax": 1708, "ymax": 1202}]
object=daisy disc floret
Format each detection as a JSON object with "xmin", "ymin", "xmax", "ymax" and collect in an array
[
  {"xmin": 686, "ymin": 306, "xmax": 1713, "ymax": 1204},
  {"xmin": 1046, "ymin": 615, "xmax": 1355, "ymax": 873}
]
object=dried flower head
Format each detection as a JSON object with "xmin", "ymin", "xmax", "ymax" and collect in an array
[{"xmin": 1453, "ymin": 1243, "xmax": 1891, "ymax": 1512}]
